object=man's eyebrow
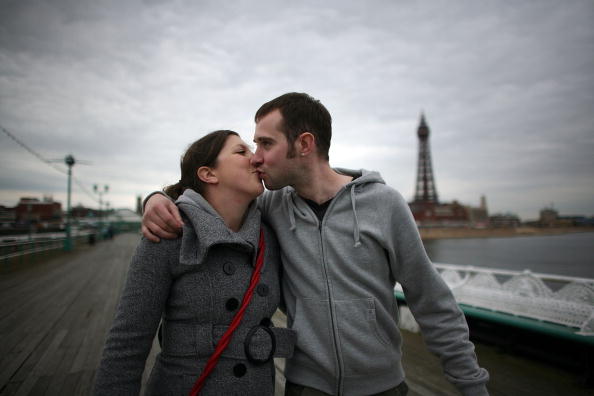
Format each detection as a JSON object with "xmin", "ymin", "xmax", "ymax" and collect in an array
[{"xmin": 254, "ymin": 136, "xmax": 274, "ymax": 143}]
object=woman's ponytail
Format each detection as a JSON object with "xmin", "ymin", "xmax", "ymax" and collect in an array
[{"xmin": 163, "ymin": 181, "xmax": 185, "ymax": 200}]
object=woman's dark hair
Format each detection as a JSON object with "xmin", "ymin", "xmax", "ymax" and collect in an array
[{"xmin": 164, "ymin": 130, "xmax": 239, "ymax": 199}]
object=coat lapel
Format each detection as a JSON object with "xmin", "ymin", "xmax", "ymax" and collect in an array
[{"xmin": 176, "ymin": 189, "xmax": 260, "ymax": 267}]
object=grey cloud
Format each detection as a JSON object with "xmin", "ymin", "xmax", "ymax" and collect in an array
[{"xmin": 1, "ymin": 0, "xmax": 593, "ymax": 219}]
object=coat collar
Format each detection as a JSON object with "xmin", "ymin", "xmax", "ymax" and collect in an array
[{"xmin": 176, "ymin": 189, "xmax": 261, "ymax": 266}]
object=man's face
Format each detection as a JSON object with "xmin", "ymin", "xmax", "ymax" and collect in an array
[{"xmin": 251, "ymin": 109, "xmax": 300, "ymax": 190}]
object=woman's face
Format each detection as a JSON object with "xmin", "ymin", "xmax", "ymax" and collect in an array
[{"xmin": 212, "ymin": 134, "xmax": 264, "ymax": 199}]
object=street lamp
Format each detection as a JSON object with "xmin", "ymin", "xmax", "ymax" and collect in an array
[
  {"xmin": 64, "ymin": 154, "xmax": 76, "ymax": 251},
  {"xmin": 49, "ymin": 154, "xmax": 89, "ymax": 251},
  {"xmin": 93, "ymin": 184, "xmax": 109, "ymax": 226}
]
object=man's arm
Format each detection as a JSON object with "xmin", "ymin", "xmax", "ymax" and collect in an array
[
  {"xmin": 388, "ymin": 190, "xmax": 489, "ymax": 395},
  {"xmin": 141, "ymin": 192, "xmax": 183, "ymax": 242}
]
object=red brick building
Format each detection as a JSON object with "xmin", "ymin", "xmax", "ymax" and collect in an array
[{"xmin": 14, "ymin": 197, "xmax": 62, "ymax": 229}]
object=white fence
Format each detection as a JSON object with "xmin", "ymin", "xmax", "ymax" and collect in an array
[{"xmin": 396, "ymin": 263, "xmax": 594, "ymax": 336}]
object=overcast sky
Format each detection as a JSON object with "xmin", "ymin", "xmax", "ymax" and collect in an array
[{"xmin": 1, "ymin": 0, "xmax": 593, "ymax": 220}]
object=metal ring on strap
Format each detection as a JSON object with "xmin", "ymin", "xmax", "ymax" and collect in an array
[{"xmin": 244, "ymin": 325, "xmax": 276, "ymax": 365}]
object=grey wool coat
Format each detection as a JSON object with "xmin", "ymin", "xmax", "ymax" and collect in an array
[{"xmin": 94, "ymin": 189, "xmax": 296, "ymax": 396}]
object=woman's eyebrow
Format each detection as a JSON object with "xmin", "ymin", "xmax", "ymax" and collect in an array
[{"xmin": 235, "ymin": 143, "xmax": 251, "ymax": 150}]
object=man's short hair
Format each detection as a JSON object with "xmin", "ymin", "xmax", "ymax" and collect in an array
[{"xmin": 255, "ymin": 92, "xmax": 332, "ymax": 160}]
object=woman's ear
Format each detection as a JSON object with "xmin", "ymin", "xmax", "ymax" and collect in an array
[{"xmin": 197, "ymin": 166, "xmax": 218, "ymax": 184}]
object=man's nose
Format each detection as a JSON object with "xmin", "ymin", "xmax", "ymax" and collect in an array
[{"xmin": 251, "ymin": 150, "xmax": 262, "ymax": 167}]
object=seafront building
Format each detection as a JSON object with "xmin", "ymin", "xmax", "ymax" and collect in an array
[
  {"xmin": 0, "ymin": 196, "xmax": 62, "ymax": 233},
  {"xmin": 408, "ymin": 114, "xmax": 489, "ymax": 227},
  {"xmin": 0, "ymin": 196, "xmax": 142, "ymax": 237}
]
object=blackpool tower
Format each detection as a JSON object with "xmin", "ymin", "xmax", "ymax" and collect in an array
[{"xmin": 413, "ymin": 113, "xmax": 439, "ymax": 204}]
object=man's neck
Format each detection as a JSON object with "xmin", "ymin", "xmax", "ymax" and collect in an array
[{"xmin": 293, "ymin": 162, "xmax": 353, "ymax": 205}]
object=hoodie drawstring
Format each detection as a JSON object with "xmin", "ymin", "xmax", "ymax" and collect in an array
[
  {"xmin": 286, "ymin": 186, "xmax": 362, "ymax": 247},
  {"xmin": 350, "ymin": 185, "xmax": 361, "ymax": 247}
]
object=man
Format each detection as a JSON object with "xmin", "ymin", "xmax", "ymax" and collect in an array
[{"xmin": 143, "ymin": 93, "xmax": 489, "ymax": 396}]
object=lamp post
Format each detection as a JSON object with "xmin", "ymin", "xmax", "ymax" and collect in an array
[
  {"xmin": 64, "ymin": 154, "xmax": 75, "ymax": 251},
  {"xmin": 93, "ymin": 184, "xmax": 109, "ymax": 236}
]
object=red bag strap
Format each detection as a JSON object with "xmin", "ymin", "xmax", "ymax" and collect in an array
[{"xmin": 188, "ymin": 228, "xmax": 266, "ymax": 396}]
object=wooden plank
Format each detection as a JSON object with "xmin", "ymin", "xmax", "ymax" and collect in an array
[
  {"xmin": 0, "ymin": 331, "xmax": 46, "ymax": 389},
  {"xmin": 25, "ymin": 376, "xmax": 50, "ymax": 396},
  {"xmin": 13, "ymin": 330, "xmax": 67, "ymax": 396},
  {"xmin": 0, "ymin": 234, "xmax": 140, "ymax": 395},
  {"xmin": 56, "ymin": 371, "xmax": 83, "ymax": 396},
  {"xmin": 71, "ymin": 370, "xmax": 95, "ymax": 396}
]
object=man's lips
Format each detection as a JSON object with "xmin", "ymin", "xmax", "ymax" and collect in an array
[{"xmin": 250, "ymin": 170, "xmax": 265, "ymax": 180}]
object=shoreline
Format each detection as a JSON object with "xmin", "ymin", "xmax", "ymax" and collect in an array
[{"xmin": 419, "ymin": 226, "xmax": 594, "ymax": 240}]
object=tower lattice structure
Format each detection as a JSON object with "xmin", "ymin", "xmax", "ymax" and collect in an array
[{"xmin": 413, "ymin": 113, "xmax": 439, "ymax": 204}]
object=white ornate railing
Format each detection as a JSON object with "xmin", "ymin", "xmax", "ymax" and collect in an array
[{"xmin": 396, "ymin": 263, "xmax": 594, "ymax": 336}]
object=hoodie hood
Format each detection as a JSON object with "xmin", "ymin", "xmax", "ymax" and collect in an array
[
  {"xmin": 176, "ymin": 189, "xmax": 261, "ymax": 266},
  {"xmin": 285, "ymin": 168, "xmax": 385, "ymax": 247}
]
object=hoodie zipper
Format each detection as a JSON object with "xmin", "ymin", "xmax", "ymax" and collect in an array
[
  {"xmin": 311, "ymin": 187, "xmax": 351, "ymax": 396},
  {"xmin": 290, "ymin": 177, "xmax": 364, "ymax": 395},
  {"xmin": 318, "ymin": 215, "xmax": 344, "ymax": 395}
]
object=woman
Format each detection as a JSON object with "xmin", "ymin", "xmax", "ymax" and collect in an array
[{"xmin": 94, "ymin": 130, "xmax": 295, "ymax": 395}]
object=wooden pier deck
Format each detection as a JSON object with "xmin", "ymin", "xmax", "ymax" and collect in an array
[{"xmin": 0, "ymin": 233, "xmax": 591, "ymax": 395}]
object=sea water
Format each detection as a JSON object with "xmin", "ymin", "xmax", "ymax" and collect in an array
[{"xmin": 422, "ymin": 232, "xmax": 594, "ymax": 279}]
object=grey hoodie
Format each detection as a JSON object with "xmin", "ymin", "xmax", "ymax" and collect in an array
[{"xmin": 257, "ymin": 168, "xmax": 489, "ymax": 396}]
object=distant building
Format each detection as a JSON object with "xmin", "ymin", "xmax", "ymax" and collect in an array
[
  {"xmin": 537, "ymin": 206, "xmax": 594, "ymax": 227},
  {"xmin": 408, "ymin": 114, "xmax": 487, "ymax": 227},
  {"xmin": 465, "ymin": 195, "xmax": 489, "ymax": 228},
  {"xmin": 539, "ymin": 207, "xmax": 558, "ymax": 227},
  {"xmin": 489, "ymin": 213, "xmax": 521, "ymax": 228},
  {"xmin": 572, "ymin": 216, "xmax": 594, "ymax": 226},
  {"xmin": 14, "ymin": 196, "xmax": 62, "ymax": 230},
  {"xmin": 71, "ymin": 204, "xmax": 100, "ymax": 219},
  {"xmin": 0, "ymin": 205, "xmax": 17, "ymax": 229},
  {"xmin": 409, "ymin": 200, "xmax": 469, "ymax": 227},
  {"xmin": 136, "ymin": 195, "xmax": 143, "ymax": 215}
]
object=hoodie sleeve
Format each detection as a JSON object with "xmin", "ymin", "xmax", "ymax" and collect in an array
[
  {"xmin": 94, "ymin": 237, "xmax": 176, "ymax": 395},
  {"xmin": 141, "ymin": 190, "xmax": 173, "ymax": 213},
  {"xmin": 388, "ymin": 191, "xmax": 490, "ymax": 396}
]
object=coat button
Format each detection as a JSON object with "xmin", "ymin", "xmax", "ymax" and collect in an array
[
  {"xmin": 260, "ymin": 317, "xmax": 272, "ymax": 327},
  {"xmin": 233, "ymin": 363, "xmax": 247, "ymax": 377},
  {"xmin": 223, "ymin": 261, "xmax": 236, "ymax": 275},
  {"xmin": 226, "ymin": 297, "xmax": 239, "ymax": 311},
  {"xmin": 256, "ymin": 284, "xmax": 269, "ymax": 297}
]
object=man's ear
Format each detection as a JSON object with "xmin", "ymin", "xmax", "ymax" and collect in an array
[
  {"xmin": 296, "ymin": 132, "xmax": 315, "ymax": 157},
  {"xmin": 197, "ymin": 166, "xmax": 218, "ymax": 184}
]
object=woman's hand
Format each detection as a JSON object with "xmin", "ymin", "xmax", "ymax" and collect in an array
[{"xmin": 142, "ymin": 194, "xmax": 184, "ymax": 242}]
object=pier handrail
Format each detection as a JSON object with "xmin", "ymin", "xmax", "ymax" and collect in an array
[
  {"xmin": 395, "ymin": 262, "xmax": 594, "ymax": 336},
  {"xmin": 0, "ymin": 231, "xmax": 96, "ymax": 261},
  {"xmin": 432, "ymin": 262, "xmax": 594, "ymax": 285}
]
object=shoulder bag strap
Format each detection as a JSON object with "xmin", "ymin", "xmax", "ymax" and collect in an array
[{"xmin": 188, "ymin": 228, "xmax": 266, "ymax": 395}]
